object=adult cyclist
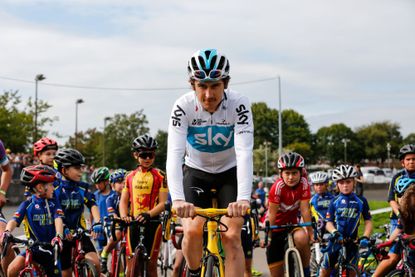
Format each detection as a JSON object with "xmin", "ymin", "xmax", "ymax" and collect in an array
[{"xmin": 166, "ymin": 48, "xmax": 254, "ymax": 277}]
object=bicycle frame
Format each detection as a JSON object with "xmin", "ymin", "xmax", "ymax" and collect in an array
[
  {"xmin": 71, "ymin": 229, "xmax": 90, "ymax": 277},
  {"xmin": 19, "ymin": 246, "xmax": 45, "ymax": 277}
]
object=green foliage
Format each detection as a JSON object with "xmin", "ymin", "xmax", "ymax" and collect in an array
[
  {"xmin": 0, "ymin": 90, "xmax": 54, "ymax": 152},
  {"xmin": 251, "ymin": 102, "xmax": 279, "ymax": 150},
  {"xmin": 285, "ymin": 142, "xmax": 313, "ymax": 163},
  {"xmin": 314, "ymin": 123, "xmax": 363, "ymax": 164},
  {"xmin": 356, "ymin": 121, "xmax": 402, "ymax": 161},
  {"xmin": 253, "ymin": 145, "xmax": 278, "ymax": 176},
  {"xmin": 154, "ymin": 130, "xmax": 167, "ymax": 171},
  {"xmin": 282, "ymin": 109, "xmax": 312, "ymax": 146},
  {"xmin": 403, "ymin": 133, "xmax": 415, "ymax": 145}
]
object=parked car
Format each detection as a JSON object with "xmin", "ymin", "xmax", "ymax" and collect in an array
[{"xmin": 360, "ymin": 166, "xmax": 392, "ymax": 184}]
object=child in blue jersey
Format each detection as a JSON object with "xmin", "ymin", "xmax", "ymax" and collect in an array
[
  {"xmin": 2, "ymin": 165, "xmax": 64, "ymax": 277},
  {"xmin": 309, "ymin": 171, "xmax": 333, "ymax": 238},
  {"xmin": 53, "ymin": 149, "xmax": 103, "ymax": 277},
  {"xmin": 100, "ymin": 168, "xmax": 126, "ymax": 273},
  {"xmin": 320, "ymin": 165, "xmax": 372, "ymax": 277},
  {"xmin": 372, "ymin": 177, "xmax": 415, "ymax": 276},
  {"xmin": 90, "ymin": 167, "xmax": 114, "ymax": 255}
]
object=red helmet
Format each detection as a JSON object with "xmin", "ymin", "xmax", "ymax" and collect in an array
[
  {"xmin": 20, "ymin": 165, "xmax": 57, "ymax": 187},
  {"xmin": 33, "ymin": 137, "xmax": 58, "ymax": 156}
]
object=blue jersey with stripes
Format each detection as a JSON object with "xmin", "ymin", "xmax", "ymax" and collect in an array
[
  {"xmin": 326, "ymin": 193, "xmax": 371, "ymax": 239},
  {"xmin": 13, "ymin": 195, "xmax": 63, "ymax": 242},
  {"xmin": 54, "ymin": 179, "xmax": 96, "ymax": 230},
  {"xmin": 387, "ymin": 169, "xmax": 415, "ymax": 219},
  {"xmin": 106, "ymin": 192, "xmax": 121, "ymax": 217},
  {"xmin": 310, "ymin": 192, "xmax": 334, "ymax": 221}
]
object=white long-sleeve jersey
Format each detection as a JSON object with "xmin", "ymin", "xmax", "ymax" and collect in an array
[{"xmin": 166, "ymin": 89, "xmax": 254, "ymax": 202}]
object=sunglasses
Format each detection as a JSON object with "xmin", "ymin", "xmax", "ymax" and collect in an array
[
  {"xmin": 193, "ymin": 69, "xmax": 223, "ymax": 81},
  {"xmin": 138, "ymin": 151, "xmax": 155, "ymax": 159}
]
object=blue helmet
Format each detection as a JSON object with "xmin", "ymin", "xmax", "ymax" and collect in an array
[
  {"xmin": 395, "ymin": 177, "xmax": 415, "ymax": 196},
  {"xmin": 110, "ymin": 169, "xmax": 127, "ymax": 184},
  {"xmin": 188, "ymin": 49, "xmax": 230, "ymax": 82}
]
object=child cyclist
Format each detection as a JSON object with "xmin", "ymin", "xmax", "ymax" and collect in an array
[
  {"xmin": 309, "ymin": 171, "xmax": 333, "ymax": 238},
  {"xmin": 320, "ymin": 164, "xmax": 373, "ymax": 277},
  {"xmin": 387, "ymin": 144, "xmax": 415, "ymax": 233},
  {"xmin": 100, "ymin": 168, "xmax": 126, "ymax": 273},
  {"xmin": 53, "ymin": 148, "xmax": 103, "ymax": 277},
  {"xmin": 2, "ymin": 165, "xmax": 64, "ymax": 277},
  {"xmin": 90, "ymin": 167, "xmax": 114, "ymax": 259},
  {"xmin": 119, "ymin": 135, "xmax": 168, "ymax": 277},
  {"xmin": 33, "ymin": 137, "xmax": 58, "ymax": 167},
  {"xmin": 372, "ymin": 177, "xmax": 415, "ymax": 276},
  {"xmin": 266, "ymin": 152, "xmax": 313, "ymax": 277}
]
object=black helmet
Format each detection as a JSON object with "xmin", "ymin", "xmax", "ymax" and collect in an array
[
  {"xmin": 277, "ymin": 152, "xmax": 305, "ymax": 170},
  {"xmin": 399, "ymin": 144, "xmax": 415, "ymax": 160},
  {"xmin": 132, "ymin": 135, "xmax": 158, "ymax": 152},
  {"xmin": 54, "ymin": 148, "xmax": 85, "ymax": 168}
]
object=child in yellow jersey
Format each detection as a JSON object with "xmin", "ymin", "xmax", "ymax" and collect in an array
[{"xmin": 119, "ymin": 135, "xmax": 168, "ymax": 277}]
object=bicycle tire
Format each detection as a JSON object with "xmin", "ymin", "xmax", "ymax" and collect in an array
[
  {"xmin": 114, "ymin": 246, "xmax": 127, "ymax": 277},
  {"xmin": 287, "ymin": 251, "xmax": 303, "ymax": 277},
  {"xmin": 204, "ymin": 256, "xmax": 220, "ymax": 277},
  {"xmin": 178, "ymin": 258, "xmax": 188, "ymax": 277},
  {"xmin": 310, "ymin": 246, "xmax": 321, "ymax": 277},
  {"xmin": 130, "ymin": 247, "xmax": 147, "ymax": 277},
  {"xmin": 335, "ymin": 263, "xmax": 361, "ymax": 277},
  {"xmin": 386, "ymin": 268, "xmax": 413, "ymax": 277},
  {"xmin": 77, "ymin": 259, "xmax": 99, "ymax": 277}
]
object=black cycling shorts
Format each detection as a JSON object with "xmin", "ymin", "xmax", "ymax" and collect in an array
[
  {"xmin": 183, "ymin": 165, "xmax": 237, "ymax": 208},
  {"xmin": 61, "ymin": 235, "xmax": 97, "ymax": 270},
  {"xmin": 266, "ymin": 231, "xmax": 289, "ymax": 267},
  {"xmin": 126, "ymin": 220, "xmax": 162, "ymax": 261}
]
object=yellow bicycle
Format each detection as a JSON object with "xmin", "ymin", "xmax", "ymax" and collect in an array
[{"xmin": 163, "ymin": 202, "xmax": 249, "ymax": 277}]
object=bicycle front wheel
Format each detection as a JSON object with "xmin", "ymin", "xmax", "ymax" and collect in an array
[
  {"xmin": 287, "ymin": 251, "xmax": 303, "ymax": 277},
  {"xmin": 204, "ymin": 256, "xmax": 221, "ymax": 277},
  {"xmin": 130, "ymin": 247, "xmax": 147, "ymax": 277},
  {"xmin": 77, "ymin": 259, "xmax": 98, "ymax": 277},
  {"xmin": 114, "ymin": 246, "xmax": 127, "ymax": 277}
]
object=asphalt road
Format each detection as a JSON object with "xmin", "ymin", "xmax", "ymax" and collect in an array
[{"xmin": 2, "ymin": 188, "xmax": 389, "ymax": 277}]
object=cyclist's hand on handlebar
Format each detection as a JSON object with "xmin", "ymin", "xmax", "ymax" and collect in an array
[
  {"xmin": 121, "ymin": 216, "xmax": 132, "ymax": 223},
  {"xmin": 0, "ymin": 230, "xmax": 11, "ymax": 245},
  {"xmin": 64, "ymin": 228, "xmax": 73, "ymax": 241},
  {"xmin": 51, "ymin": 235, "xmax": 63, "ymax": 252},
  {"xmin": 227, "ymin": 200, "xmax": 250, "ymax": 217},
  {"xmin": 92, "ymin": 222, "xmax": 103, "ymax": 239},
  {"xmin": 136, "ymin": 212, "xmax": 150, "ymax": 224},
  {"xmin": 173, "ymin": 200, "xmax": 195, "ymax": 218}
]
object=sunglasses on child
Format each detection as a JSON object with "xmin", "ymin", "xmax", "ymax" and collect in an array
[
  {"xmin": 138, "ymin": 151, "xmax": 155, "ymax": 159},
  {"xmin": 193, "ymin": 69, "xmax": 223, "ymax": 81}
]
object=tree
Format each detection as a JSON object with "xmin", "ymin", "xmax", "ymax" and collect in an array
[
  {"xmin": 403, "ymin": 133, "xmax": 415, "ymax": 145},
  {"xmin": 66, "ymin": 128, "xmax": 103, "ymax": 166},
  {"xmin": 314, "ymin": 123, "xmax": 363, "ymax": 164},
  {"xmin": 355, "ymin": 121, "xmax": 402, "ymax": 161},
  {"xmin": 251, "ymin": 102, "xmax": 279, "ymax": 150},
  {"xmin": 281, "ymin": 109, "xmax": 312, "ymax": 147},
  {"xmin": 154, "ymin": 130, "xmax": 168, "ymax": 171},
  {"xmin": 1, "ymin": 90, "xmax": 54, "ymax": 152}
]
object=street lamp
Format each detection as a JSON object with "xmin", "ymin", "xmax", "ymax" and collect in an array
[
  {"xmin": 75, "ymin": 99, "xmax": 84, "ymax": 148},
  {"xmin": 327, "ymin": 136, "xmax": 334, "ymax": 164},
  {"xmin": 386, "ymin": 142, "xmax": 391, "ymax": 168},
  {"xmin": 103, "ymin": 116, "xmax": 111, "ymax": 165},
  {"xmin": 277, "ymin": 76, "xmax": 283, "ymax": 157},
  {"xmin": 341, "ymin": 138, "xmax": 350, "ymax": 163},
  {"xmin": 263, "ymin": 141, "xmax": 271, "ymax": 177},
  {"xmin": 34, "ymin": 74, "xmax": 46, "ymax": 141}
]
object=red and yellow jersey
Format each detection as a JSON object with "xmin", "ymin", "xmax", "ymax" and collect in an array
[{"xmin": 123, "ymin": 166, "xmax": 168, "ymax": 217}]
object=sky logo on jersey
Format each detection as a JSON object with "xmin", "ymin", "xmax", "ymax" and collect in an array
[{"xmin": 187, "ymin": 125, "xmax": 234, "ymax": 153}]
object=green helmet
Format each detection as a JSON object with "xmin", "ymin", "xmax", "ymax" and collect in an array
[{"xmin": 90, "ymin": 167, "xmax": 110, "ymax": 184}]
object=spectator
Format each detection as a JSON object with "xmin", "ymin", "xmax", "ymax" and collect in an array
[
  {"xmin": 355, "ymin": 164, "xmax": 364, "ymax": 197},
  {"xmin": 254, "ymin": 181, "xmax": 266, "ymax": 208}
]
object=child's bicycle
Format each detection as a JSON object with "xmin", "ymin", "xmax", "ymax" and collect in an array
[
  {"xmin": 2, "ymin": 234, "xmax": 60, "ymax": 277},
  {"xmin": 357, "ymin": 232, "xmax": 389, "ymax": 276},
  {"xmin": 106, "ymin": 218, "xmax": 129, "ymax": 277},
  {"xmin": 380, "ymin": 233, "xmax": 415, "ymax": 277},
  {"xmin": 163, "ymin": 202, "xmax": 249, "ymax": 277},
  {"xmin": 321, "ymin": 236, "xmax": 361, "ymax": 277},
  {"xmin": 70, "ymin": 228, "xmax": 99, "ymax": 277},
  {"xmin": 263, "ymin": 221, "xmax": 314, "ymax": 277}
]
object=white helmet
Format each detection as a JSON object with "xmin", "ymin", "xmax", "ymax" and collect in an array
[
  {"xmin": 310, "ymin": 171, "xmax": 329, "ymax": 184},
  {"xmin": 187, "ymin": 49, "xmax": 230, "ymax": 82},
  {"xmin": 332, "ymin": 165, "xmax": 357, "ymax": 181}
]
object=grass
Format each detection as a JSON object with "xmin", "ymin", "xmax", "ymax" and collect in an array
[{"xmin": 358, "ymin": 200, "xmax": 391, "ymax": 236}]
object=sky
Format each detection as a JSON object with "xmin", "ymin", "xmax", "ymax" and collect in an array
[{"xmin": 1, "ymin": 0, "xmax": 414, "ymax": 145}]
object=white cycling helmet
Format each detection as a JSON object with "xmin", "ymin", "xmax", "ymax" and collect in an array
[
  {"xmin": 310, "ymin": 171, "xmax": 329, "ymax": 184},
  {"xmin": 332, "ymin": 165, "xmax": 357, "ymax": 181},
  {"xmin": 187, "ymin": 49, "xmax": 230, "ymax": 82}
]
